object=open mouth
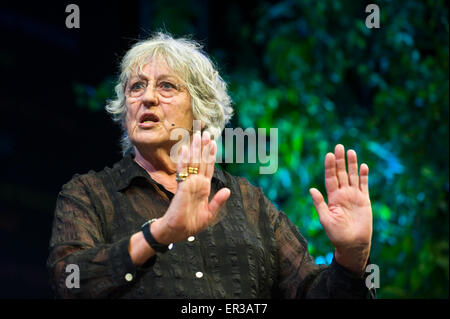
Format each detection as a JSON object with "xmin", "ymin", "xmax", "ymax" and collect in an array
[{"xmin": 139, "ymin": 113, "xmax": 160, "ymax": 124}]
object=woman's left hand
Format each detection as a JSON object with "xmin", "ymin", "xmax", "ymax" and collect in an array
[{"xmin": 309, "ymin": 144, "xmax": 373, "ymax": 275}]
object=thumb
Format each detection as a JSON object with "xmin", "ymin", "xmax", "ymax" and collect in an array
[
  {"xmin": 309, "ymin": 188, "xmax": 329, "ymax": 223},
  {"xmin": 208, "ymin": 187, "xmax": 231, "ymax": 216}
]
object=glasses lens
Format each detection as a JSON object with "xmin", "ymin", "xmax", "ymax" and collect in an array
[
  {"xmin": 128, "ymin": 81, "xmax": 146, "ymax": 98},
  {"xmin": 157, "ymin": 81, "xmax": 179, "ymax": 98},
  {"xmin": 127, "ymin": 80, "xmax": 180, "ymax": 98}
]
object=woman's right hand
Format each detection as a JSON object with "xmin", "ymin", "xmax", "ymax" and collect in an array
[{"xmin": 151, "ymin": 131, "xmax": 231, "ymax": 245}]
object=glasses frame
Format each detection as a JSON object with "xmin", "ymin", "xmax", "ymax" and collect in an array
[{"xmin": 125, "ymin": 79, "xmax": 185, "ymax": 99}]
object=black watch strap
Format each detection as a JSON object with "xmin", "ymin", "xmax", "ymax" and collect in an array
[{"xmin": 141, "ymin": 218, "xmax": 169, "ymax": 253}]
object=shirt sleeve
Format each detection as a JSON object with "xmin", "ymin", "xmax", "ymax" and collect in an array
[
  {"xmin": 46, "ymin": 174, "xmax": 151, "ymax": 298},
  {"xmin": 264, "ymin": 193, "xmax": 376, "ymax": 299}
]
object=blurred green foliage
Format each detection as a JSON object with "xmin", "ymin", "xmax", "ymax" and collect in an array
[
  {"xmin": 224, "ymin": 0, "xmax": 449, "ymax": 298},
  {"xmin": 81, "ymin": 0, "xmax": 448, "ymax": 298}
]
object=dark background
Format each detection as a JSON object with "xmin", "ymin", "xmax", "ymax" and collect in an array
[
  {"xmin": 0, "ymin": 1, "xmax": 448, "ymax": 298},
  {"xmin": 0, "ymin": 0, "xmax": 267, "ymax": 298}
]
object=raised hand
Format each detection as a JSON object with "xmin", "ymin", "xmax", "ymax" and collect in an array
[
  {"xmin": 309, "ymin": 144, "xmax": 373, "ymax": 275},
  {"xmin": 155, "ymin": 131, "xmax": 231, "ymax": 244}
]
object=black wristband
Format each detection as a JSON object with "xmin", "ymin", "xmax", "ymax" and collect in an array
[{"xmin": 141, "ymin": 219, "xmax": 169, "ymax": 253}]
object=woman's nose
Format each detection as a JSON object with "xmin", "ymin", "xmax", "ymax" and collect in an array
[{"xmin": 142, "ymin": 84, "xmax": 159, "ymax": 107}]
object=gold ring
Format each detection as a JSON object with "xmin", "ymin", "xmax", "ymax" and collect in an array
[
  {"xmin": 176, "ymin": 172, "xmax": 189, "ymax": 182},
  {"xmin": 188, "ymin": 167, "xmax": 198, "ymax": 174}
]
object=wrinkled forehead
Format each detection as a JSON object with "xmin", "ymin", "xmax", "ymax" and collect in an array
[{"xmin": 127, "ymin": 54, "xmax": 184, "ymax": 82}]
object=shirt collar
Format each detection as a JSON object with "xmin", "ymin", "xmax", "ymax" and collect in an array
[{"xmin": 113, "ymin": 154, "xmax": 227, "ymax": 191}]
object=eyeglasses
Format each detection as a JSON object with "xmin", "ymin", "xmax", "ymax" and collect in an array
[{"xmin": 126, "ymin": 79, "xmax": 184, "ymax": 99}]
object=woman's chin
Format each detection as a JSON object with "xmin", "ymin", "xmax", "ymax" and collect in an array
[{"xmin": 131, "ymin": 134, "xmax": 170, "ymax": 150}]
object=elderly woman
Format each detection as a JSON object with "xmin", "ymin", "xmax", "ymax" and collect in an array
[{"xmin": 47, "ymin": 33, "xmax": 375, "ymax": 298}]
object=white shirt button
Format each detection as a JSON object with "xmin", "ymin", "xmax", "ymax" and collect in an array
[
  {"xmin": 195, "ymin": 271, "xmax": 203, "ymax": 278},
  {"xmin": 125, "ymin": 273, "xmax": 133, "ymax": 282},
  {"xmin": 168, "ymin": 243, "xmax": 174, "ymax": 250},
  {"xmin": 187, "ymin": 236, "xmax": 195, "ymax": 242}
]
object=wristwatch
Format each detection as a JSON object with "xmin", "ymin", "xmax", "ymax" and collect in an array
[{"xmin": 141, "ymin": 218, "xmax": 169, "ymax": 253}]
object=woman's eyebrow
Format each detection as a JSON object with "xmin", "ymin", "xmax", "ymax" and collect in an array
[
  {"xmin": 132, "ymin": 73, "xmax": 148, "ymax": 80},
  {"xmin": 132, "ymin": 73, "xmax": 178, "ymax": 81}
]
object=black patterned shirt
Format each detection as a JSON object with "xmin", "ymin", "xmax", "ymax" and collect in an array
[{"xmin": 47, "ymin": 155, "xmax": 375, "ymax": 298}]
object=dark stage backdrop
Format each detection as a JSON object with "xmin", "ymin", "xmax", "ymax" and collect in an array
[{"xmin": 0, "ymin": 0, "xmax": 448, "ymax": 298}]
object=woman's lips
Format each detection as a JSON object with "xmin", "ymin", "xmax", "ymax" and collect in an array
[
  {"xmin": 138, "ymin": 121, "xmax": 159, "ymax": 128},
  {"xmin": 138, "ymin": 112, "xmax": 160, "ymax": 128}
]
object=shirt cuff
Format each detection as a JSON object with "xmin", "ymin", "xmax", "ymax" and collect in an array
[
  {"xmin": 108, "ymin": 236, "xmax": 158, "ymax": 287},
  {"xmin": 108, "ymin": 236, "xmax": 139, "ymax": 286},
  {"xmin": 329, "ymin": 256, "xmax": 376, "ymax": 298}
]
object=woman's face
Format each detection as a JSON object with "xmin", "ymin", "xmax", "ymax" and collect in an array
[{"xmin": 125, "ymin": 58, "xmax": 193, "ymax": 152}]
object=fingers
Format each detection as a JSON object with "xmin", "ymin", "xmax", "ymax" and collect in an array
[
  {"xmin": 328, "ymin": 145, "xmax": 359, "ymax": 189},
  {"xmin": 208, "ymin": 187, "xmax": 231, "ymax": 217},
  {"xmin": 359, "ymin": 163, "xmax": 369, "ymax": 194},
  {"xmin": 177, "ymin": 144, "xmax": 189, "ymax": 174},
  {"xmin": 309, "ymin": 188, "xmax": 329, "ymax": 223},
  {"xmin": 335, "ymin": 144, "xmax": 349, "ymax": 187},
  {"xmin": 347, "ymin": 149, "xmax": 359, "ymax": 187},
  {"xmin": 189, "ymin": 131, "xmax": 201, "ymax": 168},
  {"xmin": 205, "ymin": 140, "xmax": 217, "ymax": 179},
  {"xmin": 199, "ymin": 131, "xmax": 211, "ymax": 176},
  {"xmin": 324, "ymin": 153, "xmax": 339, "ymax": 193},
  {"xmin": 188, "ymin": 131, "xmax": 213, "ymax": 177},
  {"xmin": 327, "ymin": 144, "xmax": 368, "ymax": 193}
]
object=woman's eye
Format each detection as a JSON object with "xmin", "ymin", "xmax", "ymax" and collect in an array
[
  {"xmin": 131, "ymin": 81, "xmax": 146, "ymax": 91},
  {"xmin": 159, "ymin": 81, "xmax": 176, "ymax": 90}
]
